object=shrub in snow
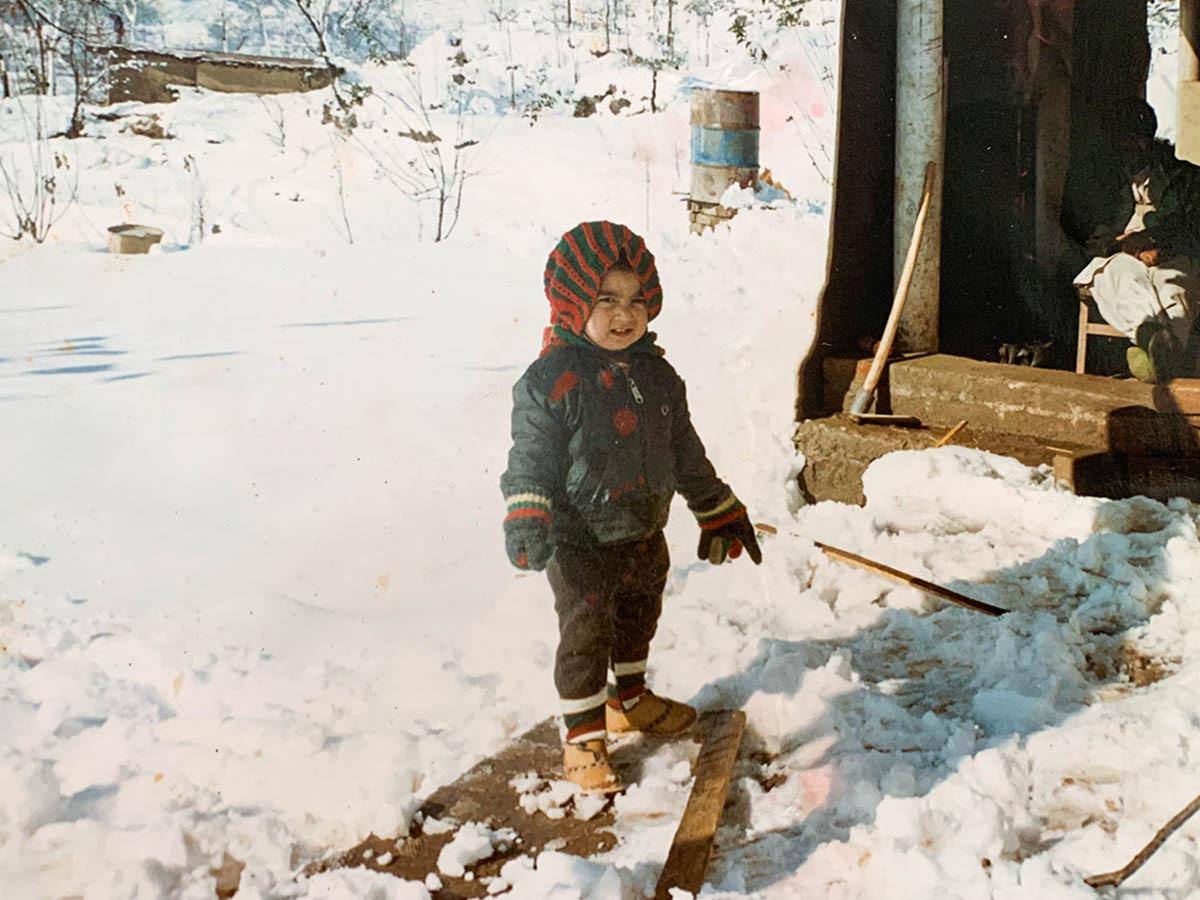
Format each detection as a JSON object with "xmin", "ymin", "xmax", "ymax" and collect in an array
[{"xmin": 0, "ymin": 99, "xmax": 75, "ymax": 243}]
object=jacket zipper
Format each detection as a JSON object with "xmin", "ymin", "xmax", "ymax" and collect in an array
[{"xmin": 625, "ymin": 370, "xmax": 644, "ymax": 405}]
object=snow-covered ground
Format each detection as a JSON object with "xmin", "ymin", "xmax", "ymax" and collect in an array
[{"xmin": 4, "ymin": 7, "xmax": 1200, "ymax": 900}]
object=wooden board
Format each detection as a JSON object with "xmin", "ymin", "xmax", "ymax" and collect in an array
[
  {"xmin": 654, "ymin": 710, "xmax": 747, "ymax": 900},
  {"xmin": 311, "ymin": 713, "xmax": 743, "ymax": 899}
]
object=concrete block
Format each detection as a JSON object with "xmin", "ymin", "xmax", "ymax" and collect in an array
[
  {"xmin": 821, "ymin": 353, "xmax": 1177, "ymax": 450},
  {"xmin": 795, "ymin": 413, "xmax": 1086, "ymax": 505}
]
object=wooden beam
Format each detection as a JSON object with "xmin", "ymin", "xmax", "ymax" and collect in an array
[
  {"xmin": 1049, "ymin": 447, "xmax": 1124, "ymax": 499},
  {"xmin": 654, "ymin": 711, "xmax": 747, "ymax": 900},
  {"xmin": 1182, "ymin": 0, "xmax": 1199, "ymax": 83},
  {"xmin": 1180, "ymin": 0, "xmax": 1200, "ymax": 164}
]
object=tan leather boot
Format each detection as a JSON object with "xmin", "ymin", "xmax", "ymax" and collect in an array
[
  {"xmin": 562, "ymin": 739, "xmax": 623, "ymax": 794},
  {"xmin": 606, "ymin": 692, "xmax": 697, "ymax": 736}
]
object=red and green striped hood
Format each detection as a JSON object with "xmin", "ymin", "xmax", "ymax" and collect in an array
[{"xmin": 541, "ymin": 221, "xmax": 663, "ymax": 354}]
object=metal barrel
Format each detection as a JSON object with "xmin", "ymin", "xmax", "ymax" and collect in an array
[{"xmin": 689, "ymin": 88, "xmax": 759, "ymax": 204}]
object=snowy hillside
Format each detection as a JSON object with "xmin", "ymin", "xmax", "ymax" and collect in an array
[{"xmin": 3, "ymin": 3, "xmax": 1200, "ymax": 899}]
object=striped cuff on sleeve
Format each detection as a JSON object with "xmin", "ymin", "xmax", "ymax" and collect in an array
[
  {"xmin": 504, "ymin": 491, "xmax": 552, "ymax": 527},
  {"xmin": 694, "ymin": 494, "xmax": 745, "ymax": 531}
]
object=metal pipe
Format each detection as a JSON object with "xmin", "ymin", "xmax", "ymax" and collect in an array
[{"xmin": 894, "ymin": 0, "xmax": 945, "ymax": 353}]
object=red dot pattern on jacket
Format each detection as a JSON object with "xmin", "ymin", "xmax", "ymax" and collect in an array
[
  {"xmin": 598, "ymin": 368, "xmax": 616, "ymax": 390},
  {"xmin": 549, "ymin": 370, "xmax": 578, "ymax": 403},
  {"xmin": 612, "ymin": 407, "xmax": 638, "ymax": 437}
]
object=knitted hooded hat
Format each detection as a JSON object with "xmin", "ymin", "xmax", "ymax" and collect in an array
[{"xmin": 541, "ymin": 221, "xmax": 663, "ymax": 354}]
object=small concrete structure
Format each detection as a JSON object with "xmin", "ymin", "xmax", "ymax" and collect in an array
[
  {"xmin": 107, "ymin": 224, "xmax": 163, "ymax": 254},
  {"xmin": 688, "ymin": 88, "xmax": 759, "ymax": 234},
  {"xmin": 106, "ymin": 47, "xmax": 336, "ymax": 105}
]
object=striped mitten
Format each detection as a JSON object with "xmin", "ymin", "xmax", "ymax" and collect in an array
[
  {"xmin": 695, "ymin": 495, "xmax": 762, "ymax": 565},
  {"xmin": 503, "ymin": 492, "xmax": 553, "ymax": 571}
]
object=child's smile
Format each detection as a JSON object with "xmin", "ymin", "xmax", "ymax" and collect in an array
[{"xmin": 585, "ymin": 268, "xmax": 649, "ymax": 351}]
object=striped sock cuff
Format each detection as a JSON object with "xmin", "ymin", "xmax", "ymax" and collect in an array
[
  {"xmin": 608, "ymin": 659, "xmax": 647, "ymax": 710},
  {"xmin": 563, "ymin": 715, "xmax": 606, "ymax": 744},
  {"xmin": 695, "ymin": 494, "xmax": 745, "ymax": 531},
  {"xmin": 607, "ymin": 682, "xmax": 646, "ymax": 710},
  {"xmin": 561, "ymin": 686, "xmax": 608, "ymax": 743},
  {"xmin": 504, "ymin": 492, "xmax": 552, "ymax": 527}
]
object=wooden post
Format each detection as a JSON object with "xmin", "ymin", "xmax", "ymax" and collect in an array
[
  {"xmin": 894, "ymin": 0, "xmax": 945, "ymax": 353},
  {"xmin": 1180, "ymin": 0, "xmax": 1200, "ymax": 164},
  {"xmin": 1182, "ymin": 0, "xmax": 1199, "ymax": 84},
  {"xmin": 1032, "ymin": 8, "xmax": 1074, "ymax": 278}
]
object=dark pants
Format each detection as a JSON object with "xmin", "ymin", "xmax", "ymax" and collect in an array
[{"xmin": 547, "ymin": 532, "xmax": 669, "ymax": 710}]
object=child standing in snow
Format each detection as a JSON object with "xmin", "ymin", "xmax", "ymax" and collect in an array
[{"xmin": 500, "ymin": 221, "xmax": 762, "ymax": 794}]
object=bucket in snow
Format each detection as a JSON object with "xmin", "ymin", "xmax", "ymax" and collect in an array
[{"xmin": 107, "ymin": 224, "xmax": 164, "ymax": 254}]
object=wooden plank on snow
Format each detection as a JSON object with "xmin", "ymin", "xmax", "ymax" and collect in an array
[{"xmin": 654, "ymin": 710, "xmax": 747, "ymax": 900}]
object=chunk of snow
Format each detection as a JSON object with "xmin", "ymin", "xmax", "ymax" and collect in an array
[{"xmin": 436, "ymin": 823, "xmax": 517, "ymax": 878}]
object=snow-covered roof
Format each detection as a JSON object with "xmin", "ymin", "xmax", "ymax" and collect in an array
[{"xmin": 102, "ymin": 45, "xmax": 327, "ymax": 70}]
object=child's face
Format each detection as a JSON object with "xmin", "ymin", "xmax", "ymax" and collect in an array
[{"xmin": 585, "ymin": 268, "xmax": 648, "ymax": 351}]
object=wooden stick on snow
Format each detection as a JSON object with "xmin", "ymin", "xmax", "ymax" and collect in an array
[
  {"xmin": 1085, "ymin": 792, "xmax": 1200, "ymax": 889},
  {"xmin": 814, "ymin": 541, "xmax": 1008, "ymax": 618}
]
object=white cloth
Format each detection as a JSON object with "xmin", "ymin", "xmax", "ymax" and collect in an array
[{"xmin": 1074, "ymin": 252, "xmax": 1197, "ymax": 343}]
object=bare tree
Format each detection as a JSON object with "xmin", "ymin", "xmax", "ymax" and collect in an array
[
  {"xmin": 286, "ymin": 0, "xmax": 350, "ymax": 111},
  {"xmin": 58, "ymin": 1, "xmax": 114, "ymax": 137},
  {"xmin": 0, "ymin": 94, "xmax": 75, "ymax": 241},
  {"xmin": 181, "ymin": 153, "xmax": 207, "ymax": 246},
  {"xmin": 2, "ymin": 1, "xmax": 120, "ymax": 136},
  {"xmin": 488, "ymin": 0, "xmax": 521, "ymax": 109},
  {"xmin": 2, "ymin": 0, "xmax": 52, "ymax": 94},
  {"xmin": 685, "ymin": 0, "xmax": 715, "ymax": 67},
  {"xmin": 328, "ymin": 134, "xmax": 354, "ymax": 243},
  {"xmin": 355, "ymin": 68, "xmax": 481, "ymax": 242},
  {"xmin": 261, "ymin": 96, "xmax": 288, "ymax": 151}
]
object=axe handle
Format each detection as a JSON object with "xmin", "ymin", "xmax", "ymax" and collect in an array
[{"xmin": 850, "ymin": 161, "xmax": 936, "ymax": 416}]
